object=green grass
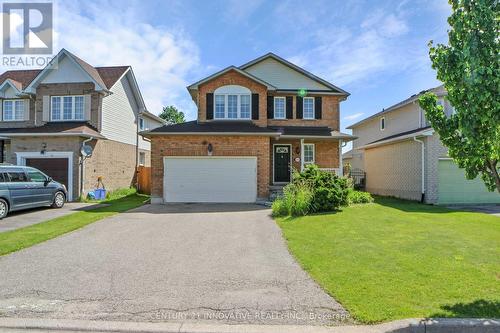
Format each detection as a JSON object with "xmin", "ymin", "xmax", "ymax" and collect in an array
[
  {"xmin": 79, "ymin": 187, "xmax": 138, "ymax": 202},
  {"xmin": 0, "ymin": 193, "xmax": 148, "ymax": 256},
  {"xmin": 276, "ymin": 197, "xmax": 500, "ymax": 323}
]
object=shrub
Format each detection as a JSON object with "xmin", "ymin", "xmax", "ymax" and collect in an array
[
  {"xmin": 293, "ymin": 165, "xmax": 349, "ymax": 212},
  {"xmin": 272, "ymin": 180, "xmax": 314, "ymax": 217},
  {"xmin": 348, "ymin": 190, "xmax": 374, "ymax": 205}
]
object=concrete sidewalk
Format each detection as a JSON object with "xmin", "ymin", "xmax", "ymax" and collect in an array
[{"xmin": 0, "ymin": 318, "xmax": 498, "ymax": 333}]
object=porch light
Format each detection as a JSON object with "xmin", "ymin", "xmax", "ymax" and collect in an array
[
  {"xmin": 207, "ymin": 143, "xmax": 213, "ymax": 156},
  {"xmin": 41, "ymin": 142, "xmax": 47, "ymax": 155}
]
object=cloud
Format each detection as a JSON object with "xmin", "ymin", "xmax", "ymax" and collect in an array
[
  {"xmin": 223, "ymin": 0, "xmax": 264, "ymax": 22},
  {"xmin": 343, "ymin": 112, "xmax": 364, "ymax": 121},
  {"xmin": 52, "ymin": 0, "xmax": 200, "ymax": 118}
]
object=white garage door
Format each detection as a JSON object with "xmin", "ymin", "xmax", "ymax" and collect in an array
[{"xmin": 163, "ymin": 157, "xmax": 257, "ymax": 203}]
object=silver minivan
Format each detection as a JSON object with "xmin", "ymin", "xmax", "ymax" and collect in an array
[{"xmin": 0, "ymin": 165, "xmax": 67, "ymax": 219}]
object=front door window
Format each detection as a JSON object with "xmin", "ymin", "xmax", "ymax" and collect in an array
[{"xmin": 274, "ymin": 145, "xmax": 291, "ymax": 183}]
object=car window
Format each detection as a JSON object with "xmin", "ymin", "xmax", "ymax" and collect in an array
[
  {"xmin": 28, "ymin": 170, "xmax": 47, "ymax": 182},
  {"xmin": 0, "ymin": 173, "xmax": 5, "ymax": 182},
  {"xmin": 7, "ymin": 172, "xmax": 29, "ymax": 182}
]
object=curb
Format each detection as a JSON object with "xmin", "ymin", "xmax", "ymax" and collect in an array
[{"xmin": 0, "ymin": 318, "xmax": 498, "ymax": 333}]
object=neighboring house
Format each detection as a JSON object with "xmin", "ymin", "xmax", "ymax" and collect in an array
[
  {"xmin": 0, "ymin": 49, "xmax": 163, "ymax": 201},
  {"xmin": 142, "ymin": 53, "xmax": 355, "ymax": 203},
  {"xmin": 345, "ymin": 85, "xmax": 500, "ymax": 205}
]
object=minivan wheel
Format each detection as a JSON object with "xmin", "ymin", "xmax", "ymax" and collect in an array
[
  {"xmin": 52, "ymin": 191, "xmax": 65, "ymax": 208},
  {"xmin": 0, "ymin": 199, "xmax": 8, "ymax": 219}
]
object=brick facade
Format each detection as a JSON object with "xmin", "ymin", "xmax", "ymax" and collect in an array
[
  {"xmin": 35, "ymin": 83, "xmax": 102, "ymax": 129},
  {"xmin": 198, "ymin": 70, "xmax": 268, "ymax": 126},
  {"xmin": 150, "ymin": 135, "xmax": 270, "ymax": 201}
]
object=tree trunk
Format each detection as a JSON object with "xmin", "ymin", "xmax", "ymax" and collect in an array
[{"xmin": 487, "ymin": 160, "xmax": 500, "ymax": 193}]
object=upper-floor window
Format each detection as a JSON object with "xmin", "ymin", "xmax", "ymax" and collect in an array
[
  {"xmin": 51, "ymin": 95, "xmax": 84, "ymax": 121},
  {"xmin": 3, "ymin": 99, "xmax": 25, "ymax": 121},
  {"xmin": 304, "ymin": 144, "xmax": 315, "ymax": 164},
  {"xmin": 213, "ymin": 85, "xmax": 251, "ymax": 120},
  {"xmin": 303, "ymin": 97, "xmax": 315, "ymax": 119},
  {"xmin": 139, "ymin": 117, "xmax": 145, "ymax": 131},
  {"xmin": 274, "ymin": 97, "xmax": 286, "ymax": 119},
  {"xmin": 380, "ymin": 117, "xmax": 385, "ymax": 130}
]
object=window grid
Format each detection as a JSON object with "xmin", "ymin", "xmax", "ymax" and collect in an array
[
  {"xmin": 303, "ymin": 97, "xmax": 314, "ymax": 119},
  {"xmin": 214, "ymin": 94, "xmax": 251, "ymax": 119},
  {"xmin": 304, "ymin": 144, "xmax": 315, "ymax": 164},
  {"xmin": 2, "ymin": 100, "xmax": 25, "ymax": 121},
  {"xmin": 51, "ymin": 96, "xmax": 85, "ymax": 121},
  {"xmin": 274, "ymin": 97, "xmax": 285, "ymax": 119}
]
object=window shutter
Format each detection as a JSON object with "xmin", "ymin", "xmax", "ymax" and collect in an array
[
  {"xmin": 206, "ymin": 93, "xmax": 213, "ymax": 120},
  {"xmin": 267, "ymin": 96, "xmax": 274, "ymax": 119},
  {"xmin": 315, "ymin": 96, "xmax": 322, "ymax": 119},
  {"xmin": 0, "ymin": 101, "xmax": 3, "ymax": 121},
  {"xmin": 24, "ymin": 99, "xmax": 30, "ymax": 120},
  {"xmin": 296, "ymin": 96, "xmax": 303, "ymax": 119},
  {"xmin": 286, "ymin": 96, "xmax": 293, "ymax": 119},
  {"xmin": 251, "ymin": 93, "xmax": 259, "ymax": 120},
  {"xmin": 42, "ymin": 96, "xmax": 50, "ymax": 122},
  {"xmin": 84, "ymin": 95, "xmax": 92, "ymax": 120}
]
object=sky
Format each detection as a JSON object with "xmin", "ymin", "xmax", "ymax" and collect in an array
[{"xmin": 2, "ymin": 0, "xmax": 452, "ymax": 135}]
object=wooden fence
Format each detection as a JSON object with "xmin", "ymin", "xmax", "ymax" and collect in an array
[{"xmin": 137, "ymin": 166, "xmax": 151, "ymax": 194}]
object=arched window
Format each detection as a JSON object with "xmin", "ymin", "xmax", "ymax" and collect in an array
[{"xmin": 213, "ymin": 85, "xmax": 251, "ymax": 120}]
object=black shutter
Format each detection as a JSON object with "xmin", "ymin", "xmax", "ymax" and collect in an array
[
  {"xmin": 296, "ymin": 96, "xmax": 303, "ymax": 119},
  {"xmin": 315, "ymin": 96, "xmax": 322, "ymax": 119},
  {"xmin": 286, "ymin": 96, "xmax": 293, "ymax": 119},
  {"xmin": 267, "ymin": 96, "xmax": 274, "ymax": 119},
  {"xmin": 206, "ymin": 93, "xmax": 213, "ymax": 120},
  {"xmin": 252, "ymin": 93, "xmax": 259, "ymax": 120}
]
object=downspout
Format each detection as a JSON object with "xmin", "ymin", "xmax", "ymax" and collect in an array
[
  {"xmin": 339, "ymin": 140, "xmax": 348, "ymax": 176},
  {"xmin": 135, "ymin": 115, "xmax": 139, "ymax": 190},
  {"xmin": 79, "ymin": 137, "xmax": 94, "ymax": 199},
  {"xmin": 413, "ymin": 136, "xmax": 425, "ymax": 203}
]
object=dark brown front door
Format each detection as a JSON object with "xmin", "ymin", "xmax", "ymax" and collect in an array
[
  {"xmin": 274, "ymin": 145, "xmax": 291, "ymax": 183},
  {"xmin": 25, "ymin": 158, "xmax": 69, "ymax": 189}
]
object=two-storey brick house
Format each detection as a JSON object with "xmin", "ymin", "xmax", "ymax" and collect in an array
[
  {"xmin": 143, "ymin": 53, "xmax": 355, "ymax": 203},
  {"xmin": 0, "ymin": 49, "xmax": 163, "ymax": 201}
]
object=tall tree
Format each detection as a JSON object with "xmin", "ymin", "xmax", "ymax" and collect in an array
[
  {"xmin": 419, "ymin": 0, "xmax": 500, "ymax": 192},
  {"xmin": 159, "ymin": 105, "xmax": 185, "ymax": 124}
]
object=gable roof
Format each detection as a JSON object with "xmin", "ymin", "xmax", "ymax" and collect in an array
[
  {"xmin": 347, "ymin": 85, "xmax": 445, "ymax": 129},
  {"xmin": 240, "ymin": 53, "xmax": 349, "ymax": 96},
  {"xmin": 96, "ymin": 66, "xmax": 130, "ymax": 89},
  {"xmin": 187, "ymin": 66, "xmax": 276, "ymax": 91},
  {"xmin": 0, "ymin": 70, "xmax": 41, "ymax": 90}
]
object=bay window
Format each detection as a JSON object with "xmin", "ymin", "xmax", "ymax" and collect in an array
[
  {"xmin": 2, "ymin": 99, "xmax": 25, "ymax": 121},
  {"xmin": 51, "ymin": 95, "xmax": 84, "ymax": 121}
]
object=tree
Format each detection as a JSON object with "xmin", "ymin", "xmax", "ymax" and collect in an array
[
  {"xmin": 159, "ymin": 105, "xmax": 185, "ymax": 124},
  {"xmin": 419, "ymin": 0, "xmax": 500, "ymax": 192}
]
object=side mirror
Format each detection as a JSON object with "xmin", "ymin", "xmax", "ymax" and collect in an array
[{"xmin": 45, "ymin": 177, "xmax": 52, "ymax": 185}]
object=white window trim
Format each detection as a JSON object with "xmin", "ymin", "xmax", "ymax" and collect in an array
[
  {"xmin": 2, "ymin": 99, "xmax": 25, "ymax": 121},
  {"xmin": 139, "ymin": 152, "xmax": 146, "ymax": 166},
  {"xmin": 50, "ymin": 95, "xmax": 85, "ymax": 121},
  {"xmin": 303, "ymin": 97, "xmax": 315, "ymax": 120},
  {"xmin": 303, "ymin": 143, "xmax": 315, "ymax": 164},
  {"xmin": 380, "ymin": 117, "xmax": 385, "ymax": 131},
  {"xmin": 139, "ymin": 117, "xmax": 145, "ymax": 131},
  {"xmin": 213, "ymin": 94, "xmax": 252, "ymax": 120},
  {"xmin": 273, "ymin": 96, "xmax": 286, "ymax": 119}
]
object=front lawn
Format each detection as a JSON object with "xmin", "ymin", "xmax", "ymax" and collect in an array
[
  {"xmin": 276, "ymin": 197, "xmax": 500, "ymax": 323},
  {"xmin": 0, "ymin": 193, "xmax": 148, "ymax": 256}
]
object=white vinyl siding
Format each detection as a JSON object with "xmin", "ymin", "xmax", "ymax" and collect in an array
[
  {"xmin": 303, "ymin": 97, "xmax": 314, "ymax": 119},
  {"xmin": 163, "ymin": 157, "xmax": 257, "ymax": 203},
  {"xmin": 274, "ymin": 97, "xmax": 286, "ymax": 119},
  {"xmin": 304, "ymin": 144, "xmax": 315, "ymax": 164},
  {"xmin": 2, "ymin": 99, "xmax": 24, "ymax": 121},
  {"xmin": 51, "ymin": 95, "xmax": 84, "ymax": 121}
]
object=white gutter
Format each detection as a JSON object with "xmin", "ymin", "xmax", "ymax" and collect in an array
[
  {"xmin": 413, "ymin": 136, "xmax": 425, "ymax": 203},
  {"xmin": 358, "ymin": 128, "xmax": 434, "ymax": 150}
]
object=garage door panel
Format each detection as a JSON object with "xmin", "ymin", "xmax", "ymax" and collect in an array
[
  {"xmin": 164, "ymin": 157, "xmax": 257, "ymax": 203},
  {"xmin": 438, "ymin": 160, "xmax": 500, "ymax": 204}
]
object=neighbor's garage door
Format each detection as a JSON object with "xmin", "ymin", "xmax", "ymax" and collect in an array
[
  {"xmin": 438, "ymin": 159, "xmax": 500, "ymax": 204},
  {"xmin": 25, "ymin": 158, "xmax": 69, "ymax": 190},
  {"xmin": 164, "ymin": 157, "xmax": 257, "ymax": 203}
]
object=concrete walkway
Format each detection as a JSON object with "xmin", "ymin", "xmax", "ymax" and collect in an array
[
  {"xmin": 447, "ymin": 205, "xmax": 500, "ymax": 217},
  {"xmin": 0, "ymin": 202, "xmax": 105, "ymax": 232},
  {"xmin": 0, "ymin": 204, "xmax": 348, "ymax": 326}
]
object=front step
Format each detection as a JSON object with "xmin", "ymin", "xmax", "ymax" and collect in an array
[{"xmin": 269, "ymin": 185, "xmax": 285, "ymax": 201}]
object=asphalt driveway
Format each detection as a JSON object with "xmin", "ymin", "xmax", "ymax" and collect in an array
[
  {"xmin": 0, "ymin": 202, "xmax": 106, "ymax": 232},
  {"xmin": 0, "ymin": 204, "xmax": 349, "ymax": 325}
]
